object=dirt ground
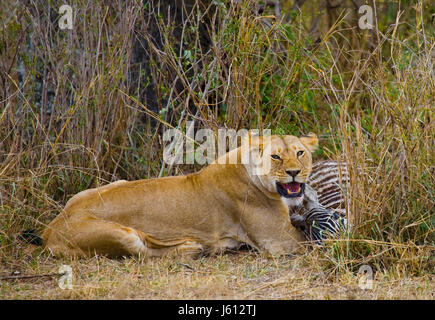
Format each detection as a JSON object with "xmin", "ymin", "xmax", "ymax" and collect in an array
[{"xmin": 1, "ymin": 246, "xmax": 433, "ymax": 300}]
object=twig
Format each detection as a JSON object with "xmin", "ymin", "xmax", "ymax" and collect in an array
[
  {"xmin": 0, "ymin": 272, "xmax": 64, "ymax": 281},
  {"xmin": 177, "ymin": 262, "xmax": 195, "ymax": 271}
]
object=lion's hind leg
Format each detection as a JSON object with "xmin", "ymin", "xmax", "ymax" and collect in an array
[
  {"xmin": 44, "ymin": 213, "xmax": 204, "ymax": 258},
  {"xmin": 44, "ymin": 214, "xmax": 157, "ymax": 258},
  {"xmin": 171, "ymin": 240, "xmax": 204, "ymax": 258},
  {"xmin": 139, "ymin": 234, "xmax": 204, "ymax": 259}
]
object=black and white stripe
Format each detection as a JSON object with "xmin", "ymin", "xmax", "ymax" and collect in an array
[
  {"xmin": 300, "ymin": 207, "xmax": 344, "ymax": 243},
  {"xmin": 308, "ymin": 160, "xmax": 350, "ymax": 218},
  {"xmin": 290, "ymin": 204, "xmax": 346, "ymax": 244},
  {"xmin": 289, "ymin": 160, "xmax": 350, "ymax": 243}
]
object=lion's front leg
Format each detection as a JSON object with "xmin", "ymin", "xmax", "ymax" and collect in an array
[
  {"xmin": 254, "ymin": 224, "xmax": 306, "ymax": 256},
  {"xmin": 240, "ymin": 206, "xmax": 306, "ymax": 256}
]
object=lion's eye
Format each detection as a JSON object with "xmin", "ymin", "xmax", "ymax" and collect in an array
[
  {"xmin": 271, "ymin": 154, "xmax": 281, "ymax": 160},
  {"xmin": 297, "ymin": 150, "xmax": 304, "ymax": 157}
]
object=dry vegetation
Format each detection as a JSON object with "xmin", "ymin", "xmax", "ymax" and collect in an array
[
  {"xmin": 1, "ymin": 250, "xmax": 434, "ymax": 299},
  {"xmin": 0, "ymin": 0, "xmax": 434, "ymax": 299}
]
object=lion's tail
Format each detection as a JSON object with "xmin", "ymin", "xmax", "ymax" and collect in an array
[{"xmin": 20, "ymin": 229, "xmax": 43, "ymax": 246}]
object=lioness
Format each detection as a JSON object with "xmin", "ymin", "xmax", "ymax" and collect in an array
[{"xmin": 42, "ymin": 133, "xmax": 318, "ymax": 257}]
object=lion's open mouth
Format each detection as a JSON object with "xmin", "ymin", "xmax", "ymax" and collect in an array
[{"xmin": 276, "ymin": 181, "xmax": 305, "ymax": 198}]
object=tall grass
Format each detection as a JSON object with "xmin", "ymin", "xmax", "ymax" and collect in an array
[
  {"xmin": 0, "ymin": 0, "xmax": 433, "ymax": 275},
  {"xmin": 322, "ymin": 14, "xmax": 435, "ymax": 274}
]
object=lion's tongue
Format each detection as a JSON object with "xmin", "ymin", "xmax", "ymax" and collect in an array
[{"xmin": 282, "ymin": 182, "xmax": 301, "ymax": 193}]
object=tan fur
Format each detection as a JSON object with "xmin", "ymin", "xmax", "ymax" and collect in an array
[{"xmin": 42, "ymin": 134, "xmax": 318, "ymax": 258}]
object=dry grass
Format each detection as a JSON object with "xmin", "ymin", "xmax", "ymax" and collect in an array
[{"xmin": 1, "ymin": 247, "xmax": 434, "ymax": 300}]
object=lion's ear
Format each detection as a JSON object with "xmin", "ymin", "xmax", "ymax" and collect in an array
[{"xmin": 300, "ymin": 132, "xmax": 318, "ymax": 152}]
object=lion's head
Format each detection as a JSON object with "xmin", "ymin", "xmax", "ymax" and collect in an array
[{"xmin": 243, "ymin": 133, "xmax": 318, "ymax": 206}]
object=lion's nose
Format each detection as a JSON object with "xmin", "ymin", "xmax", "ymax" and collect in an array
[{"xmin": 286, "ymin": 170, "xmax": 300, "ymax": 177}]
